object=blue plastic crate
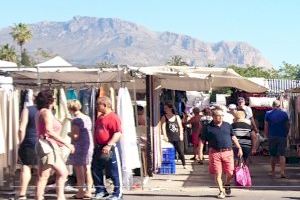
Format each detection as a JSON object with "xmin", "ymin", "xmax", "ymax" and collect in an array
[
  {"xmin": 162, "ymin": 147, "xmax": 175, "ymax": 162},
  {"xmin": 158, "ymin": 162, "xmax": 176, "ymax": 174}
]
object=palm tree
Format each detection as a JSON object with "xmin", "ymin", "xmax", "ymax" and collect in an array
[
  {"xmin": 10, "ymin": 23, "xmax": 32, "ymax": 64},
  {"xmin": 167, "ymin": 55, "xmax": 189, "ymax": 66},
  {"xmin": 0, "ymin": 44, "xmax": 18, "ymax": 62}
]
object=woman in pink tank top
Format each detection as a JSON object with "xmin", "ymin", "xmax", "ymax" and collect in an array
[{"xmin": 34, "ymin": 90, "xmax": 74, "ymax": 200}]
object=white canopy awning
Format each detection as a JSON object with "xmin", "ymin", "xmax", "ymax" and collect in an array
[
  {"xmin": 35, "ymin": 56, "xmax": 79, "ymax": 72},
  {"xmin": 0, "ymin": 60, "xmax": 17, "ymax": 67},
  {"xmin": 129, "ymin": 66, "xmax": 268, "ymax": 93}
]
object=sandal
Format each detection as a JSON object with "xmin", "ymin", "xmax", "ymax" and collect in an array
[
  {"xmin": 71, "ymin": 194, "xmax": 83, "ymax": 199},
  {"xmin": 17, "ymin": 196, "xmax": 27, "ymax": 200},
  {"xmin": 280, "ymin": 174, "xmax": 288, "ymax": 179}
]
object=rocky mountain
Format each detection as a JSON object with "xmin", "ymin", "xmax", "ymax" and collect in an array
[{"xmin": 0, "ymin": 16, "xmax": 273, "ymax": 68}]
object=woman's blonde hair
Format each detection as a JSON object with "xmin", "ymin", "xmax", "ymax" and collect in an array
[
  {"xmin": 67, "ymin": 100, "xmax": 82, "ymax": 111},
  {"xmin": 234, "ymin": 110, "xmax": 246, "ymax": 120}
]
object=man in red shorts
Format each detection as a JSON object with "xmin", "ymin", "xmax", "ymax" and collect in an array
[{"xmin": 199, "ymin": 108, "xmax": 243, "ymax": 199}]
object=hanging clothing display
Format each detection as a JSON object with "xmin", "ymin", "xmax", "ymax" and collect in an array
[
  {"xmin": 117, "ymin": 87, "xmax": 141, "ymax": 188},
  {"xmin": 0, "ymin": 89, "xmax": 19, "ymax": 186},
  {"xmin": 66, "ymin": 88, "xmax": 78, "ymax": 100},
  {"xmin": 57, "ymin": 88, "xmax": 71, "ymax": 138},
  {"xmin": 24, "ymin": 89, "xmax": 34, "ymax": 107},
  {"xmin": 0, "ymin": 90, "xmax": 7, "ymax": 155},
  {"xmin": 78, "ymin": 88, "xmax": 92, "ymax": 116}
]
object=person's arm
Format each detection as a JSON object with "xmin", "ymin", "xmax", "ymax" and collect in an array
[
  {"xmin": 160, "ymin": 116, "xmax": 168, "ymax": 141},
  {"xmin": 42, "ymin": 110, "xmax": 74, "ymax": 153},
  {"xmin": 18, "ymin": 108, "xmax": 29, "ymax": 143},
  {"xmin": 250, "ymin": 131, "xmax": 257, "ymax": 155},
  {"xmin": 264, "ymin": 121, "xmax": 269, "ymax": 138},
  {"xmin": 285, "ymin": 114, "xmax": 290, "ymax": 137},
  {"xmin": 70, "ymin": 124, "xmax": 80, "ymax": 141},
  {"xmin": 232, "ymin": 135, "xmax": 243, "ymax": 158},
  {"xmin": 177, "ymin": 115, "xmax": 184, "ymax": 141},
  {"xmin": 250, "ymin": 117, "xmax": 259, "ymax": 133}
]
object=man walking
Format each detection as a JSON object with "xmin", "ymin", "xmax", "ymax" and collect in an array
[
  {"xmin": 92, "ymin": 96, "xmax": 123, "ymax": 200},
  {"xmin": 264, "ymin": 100, "xmax": 289, "ymax": 178},
  {"xmin": 199, "ymin": 108, "xmax": 243, "ymax": 199}
]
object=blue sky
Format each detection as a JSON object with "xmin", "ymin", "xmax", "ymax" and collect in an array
[{"xmin": 1, "ymin": 0, "xmax": 299, "ymax": 68}]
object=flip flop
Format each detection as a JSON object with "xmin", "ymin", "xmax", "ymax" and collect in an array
[
  {"xmin": 71, "ymin": 194, "xmax": 83, "ymax": 199},
  {"xmin": 280, "ymin": 174, "xmax": 288, "ymax": 179}
]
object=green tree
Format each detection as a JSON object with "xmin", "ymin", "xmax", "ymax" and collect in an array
[
  {"xmin": 34, "ymin": 48, "xmax": 57, "ymax": 63},
  {"xmin": 278, "ymin": 62, "xmax": 300, "ymax": 79},
  {"xmin": 21, "ymin": 48, "xmax": 33, "ymax": 66},
  {"xmin": 10, "ymin": 23, "xmax": 32, "ymax": 65},
  {"xmin": 228, "ymin": 65, "xmax": 279, "ymax": 79},
  {"xmin": 0, "ymin": 44, "xmax": 18, "ymax": 63},
  {"xmin": 167, "ymin": 55, "xmax": 189, "ymax": 66}
]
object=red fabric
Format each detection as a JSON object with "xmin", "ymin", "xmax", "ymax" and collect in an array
[
  {"xmin": 189, "ymin": 115, "xmax": 202, "ymax": 146},
  {"xmin": 94, "ymin": 112, "xmax": 122, "ymax": 145},
  {"xmin": 208, "ymin": 148, "xmax": 234, "ymax": 175}
]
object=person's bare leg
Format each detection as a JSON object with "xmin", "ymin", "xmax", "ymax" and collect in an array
[
  {"xmin": 215, "ymin": 173, "xmax": 224, "ymax": 192},
  {"xmin": 279, "ymin": 156, "xmax": 286, "ymax": 177},
  {"xmin": 270, "ymin": 156, "xmax": 277, "ymax": 177},
  {"xmin": 35, "ymin": 166, "xmax": 51, "ymax": 200},
  {"xmin": 74, "ymin": 166, "xmax": 85, "ymax": 197},
  {"xmin": 52, "ymin": 157, "xmax": 68, "ymax": 200},
  {"xmin": 19, "ymin": 165, "xmax": 31, "ymax": 197},
  {"xmin": 84, "ymin": 165, "xmax": 93, "ymax": 197}
]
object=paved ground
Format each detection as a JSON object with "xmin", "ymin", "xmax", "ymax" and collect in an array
[{"xmin": 1, "ymin": 155, "xmax": 300, "ymax": 199}]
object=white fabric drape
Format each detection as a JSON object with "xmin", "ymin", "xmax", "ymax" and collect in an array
[
  {"xmin": 58, "ymin": 88, "xmax": 71, "ymax": 140},
  {"xmin": 117, "ymin": 87, "xmax": 141, "ymax": 188},
  {"xmin": 0, "ymin": 89, "xmax": 19, "ymax": 186},
  {"xmin": 0, "ymin": 90, "xmax": 6, "ymax": 154}
]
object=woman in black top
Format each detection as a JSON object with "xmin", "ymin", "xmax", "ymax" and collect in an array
[{"xmin": 161, "ymin": 102, "xmax": 186, "ymax": 167}]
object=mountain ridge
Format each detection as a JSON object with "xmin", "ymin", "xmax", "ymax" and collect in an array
[{"xmin": 0, "ymin": 16, "xmax": 273, "ymax": 68}]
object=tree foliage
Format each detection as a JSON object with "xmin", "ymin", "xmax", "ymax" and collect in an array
[
  {"xmin": 0, "ymin": 44, "xmax": 18, "ymax": 62},
  {"xmin": 167, "ymin": 55, "xmax": 189, "ymax": 66},
  {"xmin": 278, "ymin": 61, "xmax": 300, "ymax": 79},
  {"xmin": 228, "ymin": 65, "xmax": 279, "ymax": 79},
  {"xmin": 10, "ymin": 23, "xmax": 32, "ymax": 64},
  {"xmin": 21, "ymin": 48, "xmax": 34, "ymax": 66}
]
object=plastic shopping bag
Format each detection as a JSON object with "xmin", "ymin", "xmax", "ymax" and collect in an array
[{"xmin": 234, "ymin": 159, "xmax": 252, "ymax": 187}]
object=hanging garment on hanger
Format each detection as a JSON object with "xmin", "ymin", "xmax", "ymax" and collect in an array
[
  {"xmin": 110, "ymin": 87, "xmax": 115, "ymax": 111},
  {"xmin": 58, "ymin": 88, "xmax": 72, "ymax": 161},
  {"xmin": 78, "ymin": 88, "xmax": 92, "ymax": 116},
  {"xmin": 89, "ymin": 87, "xmax": 96, "ymax": 131},
  {"xmin": 117, "ymin": 87, "xmax": 141, "ymax": 188},
  {"xmin": 0, "ymin": 90, "xmax": 6, "ymax": 154},
  {"xmin": 11, "ymin": 90, "xmax": 19, "ymax": 170},
  {"xmin": 24, "ymin": 89, "xmax": 34, "ymax": 107},
  {"xmin": 99, "ymin": 84, "xmax": 110, "ymax": 98},
  {"xmin": 66, "ymin": 88, "xmax": 78, "ymax": 100}
]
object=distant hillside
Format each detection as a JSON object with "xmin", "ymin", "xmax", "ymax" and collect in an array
[{"xmin": 0, "ymin": 16, "xmax": 273, "ymax": 68}]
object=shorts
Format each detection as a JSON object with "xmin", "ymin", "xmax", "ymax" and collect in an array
[
  {"xmin": 18, "ymin": 145, "xmax": 38, "ymax": 166},
  {"xmin": 208, "ymin": 148, "xmax": 234, "ymax": 175},
  {"xmin": 36, "ymin": 143, "xmax": 63, "ymax": 166},
  {"xmin": 269, "ymin": 137, "xmax": 287, "ymax": 157},
  {"xmin": 233, "ymin": 146, "xmax": 252, "ymax": 161}
]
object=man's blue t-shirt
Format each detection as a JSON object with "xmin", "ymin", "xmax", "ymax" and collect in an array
[
  {"xmin": 201, "ymin": 121, "xmax": 233, "ymax": 150},
  {"xmin": 265, "ymin": 109, "xmax": 289, "ymax": 138}
]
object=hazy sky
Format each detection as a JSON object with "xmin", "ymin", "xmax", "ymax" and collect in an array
[{"xmin": 1, "ymin": 0, "xmax": 299, "ymax": 68}]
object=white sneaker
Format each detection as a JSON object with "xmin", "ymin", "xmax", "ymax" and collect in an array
[{"xmin": 217, "ymin": 191, "xmax": 226, "ymax": 199}]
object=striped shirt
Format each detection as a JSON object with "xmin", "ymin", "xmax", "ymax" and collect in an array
[{"xmin": 232, "ymin": 121, "xmax": 252, "ymax": 147}]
